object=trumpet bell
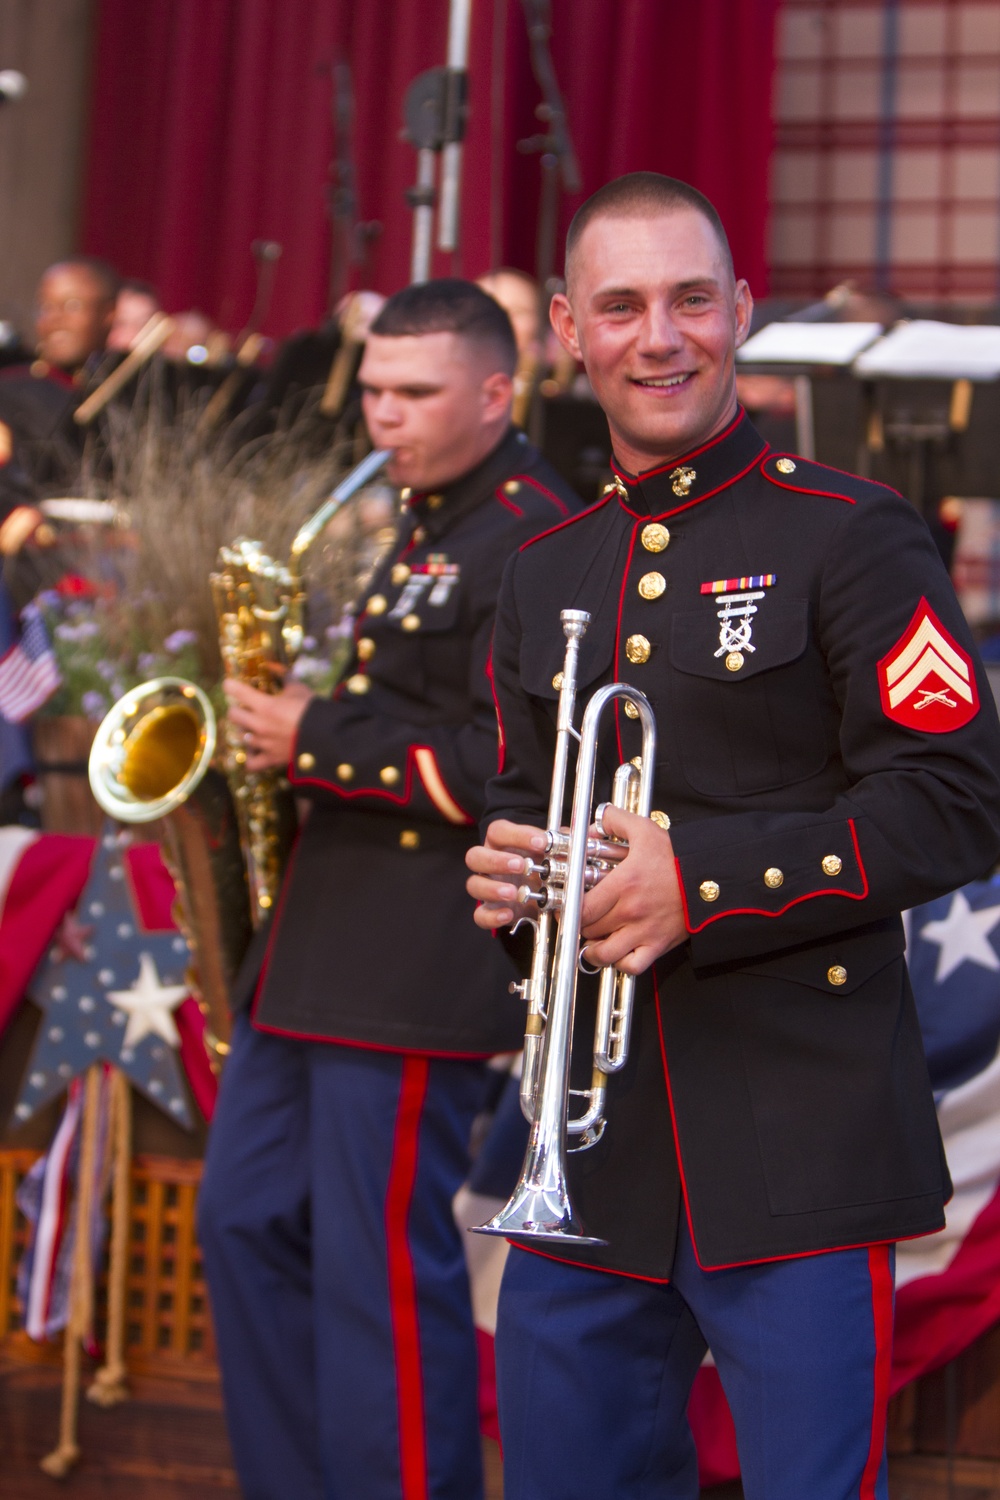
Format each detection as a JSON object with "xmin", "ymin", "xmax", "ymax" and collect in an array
[
  {"xmin": 88, "ymin": 677, "xmax": 217, "ymax": 823},
  {"xmin": 475, "ymin": 1182, "xmax": 607, "ymax": 1247}
]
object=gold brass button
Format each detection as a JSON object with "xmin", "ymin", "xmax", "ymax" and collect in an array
[
  {"xmin": 400, "ymin": 829, "xmax": 420, "ymax": 850},
  {"xmin": 650, "ymin": 810, "xmax": 671, "ymax": 831},
  {"xmin": 413, "ymin": 526, "xmax": 426, "ymax": 544},
  {"xmin": 552, "ymin": 671, "xmax": 564, "ymax": 691},
  {"xmin": 625, "ymin": 634, "xmax": 651, "ymax": 665},
  {"xmin": 725, "ymin": 651, "xmax": 744, "ymax": 672},
  {"xmin": 827, "ymin": 965, "xmax": 848, "ymax": 987},
  {"xmin": 640, "ymin": 523, "xmax": 670, "ymax": 553},
  {"xmin": 638, "ymin": 571, "xmax": 666, "ymax": 600},
  {"xmin": 400, "ymin": 487, "xmax": 412, "ymax": 501},
  {"xmin": 776, "ymin": 458, "xmax": 797, "ymax": 475},
  {"xmin": 822, "ymin": 855, "xmax": 843, "ymax": 877},
  {"xmin": 401, "ymin": 613, "xmax": 421, "ymax": 631},
  {"xmin": 670, "ymin": 465, "xmax": 697, "ymax": 497},
  {"xmin": 427, "ymin": 493, "xmax": 444, "ymax": 510},
  {"xmin": 356, "ymin": 637, "xmax": 376, "ymax": 661},
  {"xmin": 366, "ymin": 594, "xmax": 387, "ymax": 616},
  {"xmin": 337, "ymin": 763, "xmax": 354, "ymax": 781},
  {"xmin": 391, "ymin": 563, "xmax": 411, "ymax": 585},
  {"xmin": 623, "ymin": 700, "xmax": 639, "ymax": 719},
  {"xmin": 296, "ymin": 752, "xmax": 316, "ymax": 771},
  {"xmin": 699, "ymin": 880, "xmax": 720, "ymax": 903},
  {"xmin": 631, "ymin": 755, "xmax": 643, "ymax": 769},
  {"xmin": 503, "ymin": 479, "xmax": 522, "ymax": 495},
  {"xmin": 346, "ymin": 674, "xmax": 370, "ymax": 695},
  {"xmin": 764, "ymin": 867, "xmax": 784, "ymax": 889},
  {"xmin": 380, "ymin": 766, "xmax": 401, "ymax": 786}
]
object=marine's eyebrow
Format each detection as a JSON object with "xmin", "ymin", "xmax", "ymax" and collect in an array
[{"xmin": 592, "ymin": 276, "xmax": 724, "ymax": 302}]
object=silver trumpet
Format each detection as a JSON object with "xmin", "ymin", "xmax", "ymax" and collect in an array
[{"xmin": 474, "ymin": 608, "xmax": 657, "ymax": 1246}]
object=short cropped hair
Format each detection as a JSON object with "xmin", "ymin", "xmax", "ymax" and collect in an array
[
  {"xmin": 371, "ymin": 278, "xmax": 517, "ymax": 376},
  {"xmin": 565, "ymin": 172, "xmax": 734, "ymax": 285},
  {"xmin": 44, "ymin": 256, "xmax": 122, "ymax": 303}
]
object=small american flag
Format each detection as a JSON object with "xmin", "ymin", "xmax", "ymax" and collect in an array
[{"xmin": 0, "ymin": 601, "xmax": 61, "ymax": 723}]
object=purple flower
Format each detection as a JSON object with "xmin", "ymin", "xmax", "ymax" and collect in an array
[
  {"xmin": 138, "ymin": 653, "xmax": 158, "ymax": 675},
  {"xmin": 96, "ymin": 660, "xmax": 117, "ymax": 681},
  {"xmin": 81, "ymin": 690, "xmax": 108, "ymax": 718},
  {"xmin": 164, "ymin": 629, "xmax": 198, "ymax": 654}
]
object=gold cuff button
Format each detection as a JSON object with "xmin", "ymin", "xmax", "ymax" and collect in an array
[
  {"xmin": 822, "ymin": 855, "xmax": 843, "ymax": 877},
  {"xmin": 827, "ymin": 965, "xmax": 848, "ymax": 987},
  {"xmin": 650, "ymin": 810, "xmax": 671, "ymax": 831},
  {"xmin": 366, "ymin": 594, "xmax": 387, "ymax": 616},
  {"xmin": 623, "ymin": 700, "xmax": 639, "ymax": 719},
  {"xmin": 401, "ymin": 613, "xmax": 421, "ymax": 632},
  {"xmin": 552, "ymin": 671, "xmax": 564, "ymax": 691},
  {"xmin": 336, "ymin": 763, "xmax": 354, "ymax": 781},
  {"xmin": 725, "ymin": 651, "xmax": 744, "ymax": 672},
  {"xmin": 391, "ymin": 563, "xmax": 411, "ymax": 585},
  {"xmin": 346, "ymin": 673, "xmax": 370, "ymax": 695},
  {"xmin": 296, "ymin": 752, "xmax": 316, "ymax": 771},
  {"xmin": 638, "ymin": 571, "xmax": 666, "ymax": 600},
  {"xmin": 503, "ymin": 479, "xmax": 522, "ymax": 495},
  {"xmin": 625, "ymin": 633, "xmax": 651, "ymax": 665},
  {"xmin": 776, "ymin": 458, "xmax": 797, "ymax": 475},
  {"xmin": 640, "ymin": 523, "xmax": 670, "ymax": 553},
  {"xmin": 356, "ymin": 637, "xmax": 376, "ymax": 661},
  {"xmin": 400, "ymin": 829, "xmax": 420, "ymax": 849},
  {"xmin": 699, "ymin": 880, "xmax": 720, "ymax": 903},
  {"xmin": 764, "ymin": 867, "xmax": 784, "ymax": 889},
  {"xmin": 380, "ymin": 766, "xmax": 401, "ymax": 785}
]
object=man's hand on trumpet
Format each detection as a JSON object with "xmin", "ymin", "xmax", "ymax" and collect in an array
[
  {"xmin": 224, "ymin": 678, "xmax": 314, "ymax": 772},
  {"xmin": 466, "ymin": 805, "xmax": 687, "ymax": 975}
]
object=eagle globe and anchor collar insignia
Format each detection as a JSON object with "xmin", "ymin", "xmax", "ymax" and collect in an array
[
  {"xmin": 700, "ymin": 574, "xmax": 778, "ymax": 673},
  {"xmin": 879, "ymin": 598, "xmax": 980, "ymax": 732}
]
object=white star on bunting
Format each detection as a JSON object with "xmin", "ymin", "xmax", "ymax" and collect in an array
[
  {"xmin": 108, "ymin": 952, "xmax": 188, "ymax": 1050},
  {"xmin": 920, "ymin": 891, "xmax": 1000, "ymax": 983}
]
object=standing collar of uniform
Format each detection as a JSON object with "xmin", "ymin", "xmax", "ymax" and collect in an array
[
  {"xmin": 610, "ymin": 408, "xmax": 767, "ymax": 520},
  {"xmin": 403, "ymin": 425, "xmax": 534, "ymax": 541}
]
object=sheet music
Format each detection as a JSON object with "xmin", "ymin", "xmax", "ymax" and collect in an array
[
  {"xmin": 737, "ymin": 322, "xmax": 883, "ymax": 367},
  {"xmin": 853, "ymin": 320, "xmax": 1000, "ymax": 380}
]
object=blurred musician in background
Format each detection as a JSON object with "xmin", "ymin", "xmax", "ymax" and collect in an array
[
  {"xmin": 106, "ymin": 278, "xmax": 161, "ymax": 352},
  {"xmin": 197, "ymin": 279, "xmax": 582, "ymax": 1500},
  {"xmin": 466, "ymin": 173, "xmax": 1000, "ymax": 1500}
]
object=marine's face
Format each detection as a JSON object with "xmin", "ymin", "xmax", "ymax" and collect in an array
[
  {"xmin": 551, "ymin": 210, "xmax": 752, "ymax": 474},
  {"xmin": 478, "ymin": 273, "xmax": 541, "ymax": 361},
  {"xmin": 35, "ymin": 265, "xmax": 114, "ymax": 370},
  {"xmin": 107, "ymin": 289, "xmax": 160, "ymax": 352},
  {"xmin": 360, "ymin": 330, "xmax": 512, "ymax": 492}
]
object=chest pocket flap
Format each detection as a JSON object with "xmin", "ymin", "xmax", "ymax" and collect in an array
[{"xmin": 671, "ymin": 597, "xmax": 809, "ymax": 682}]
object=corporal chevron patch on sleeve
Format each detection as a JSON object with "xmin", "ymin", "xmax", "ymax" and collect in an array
[{"xmin": 878, "ymin": 598, "xmax": 979, "ymax": 732}]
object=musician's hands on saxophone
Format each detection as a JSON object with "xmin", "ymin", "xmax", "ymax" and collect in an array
[
  {"xmin": 465, "ymin": 802, "xmax": 687, "ymax": 976},
  {"xmin": 224, "ymin": 678, "xmax": 314, "ymax": 772}
]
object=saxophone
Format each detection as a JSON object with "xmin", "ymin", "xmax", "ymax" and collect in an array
[{"xmin": 88, "ymin": 448, "xmax": 392, "ymax": 1046}]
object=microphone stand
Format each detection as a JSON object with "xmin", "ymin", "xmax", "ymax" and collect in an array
[
  {"xmin": 403, "ymin": 0, "xmax": 473, "ymax": 283},
  {"xmin": 326, "ymin": 57, "xmax": 380, "ymax": 312},
  {"xmin": 517, "ymin": 0, "xmax": 581, "ymax": 441}
]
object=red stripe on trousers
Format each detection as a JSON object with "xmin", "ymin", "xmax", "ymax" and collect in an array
[
  {"xmin": 861, "ymin": 1243, "xmax": 894, "ymax": 1499},
  {"xmin": 385, "ymin": 1055, "xmax": 431, "ymax": 1500}
]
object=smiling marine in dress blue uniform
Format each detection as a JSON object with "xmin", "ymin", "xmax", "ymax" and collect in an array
[{"xmin": 466, "ymin": 175, "xmax": 1000, "ymax": 1500}]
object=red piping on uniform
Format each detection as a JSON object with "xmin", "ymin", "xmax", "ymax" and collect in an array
[
  {"xmin": 654, "ymin": 970, "xmax": 704, "ymax": 1262},
  {"xmin": 613, "ymin": 524, "xmax": 640, "ymax": 763},
  {"xmin": 486, "ymin": 643, "xmax": 505, "ymax": 773},
  {"xmin": 289, "ymin": 741, "xmax": 474, "ymax": 826},
  {"xmin": 507, "ymin": 1239, "xmax": 673, "ymax": 1285},
  {"xmin": 680, "ymin": 819, "xmax": 869, "ymax": 934},
  {"xmin": 616, "ymin": 451, "xmax": 766, "ymax": 523},
  {"xmin": 860, "ymin": 1244, "xmax": 894, "ymax": 1499},
  {"xmin": 516, "ymin": 472, "xmax": 570, "ymax": 516},
  {"xmin": 518, "ymin": 492, "xmax": 614, "ymax": 553},
  {"xmin": 493, "ymin": 487, "xmax": 524, "ymax": 517},
  {"xmin": 252, "ymin": 1014, "xmax": 494, "ymax": 1058},
  {"xmin": 762, "ymin": 453, "xmax": 903, "ymax": 506},
  {"xmin": 385, "ymin": 1056, "xmax": 431, "ymax": 1500},
  {"xmin": 250, "ymin": 834, "xmax": 301, "ymax": 1019},
  {"xmin": 611, "ymin": 409, "xmax": 745, "ymax": 483}
]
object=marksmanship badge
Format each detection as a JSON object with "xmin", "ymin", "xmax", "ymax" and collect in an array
[
  {"xmin": 878, "ymin": 598, "xmax": 979, "ymax": 732},
  {"xmin": 700, "ymin": 575, "xmax": 778, "ymax": 673}
]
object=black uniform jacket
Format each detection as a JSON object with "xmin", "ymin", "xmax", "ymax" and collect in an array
[
  {"xmin": 252, "ymin": 427, "xmax": 583, "ymax": 1054},
  {"xmin": 485, "ymin": 408, "xmax": 1000, "ymax": 1276}
]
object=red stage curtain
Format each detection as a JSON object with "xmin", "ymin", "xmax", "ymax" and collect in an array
[{"xmin": 81, "ymin": 0, "xmax": 778, "ymax": 340}]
